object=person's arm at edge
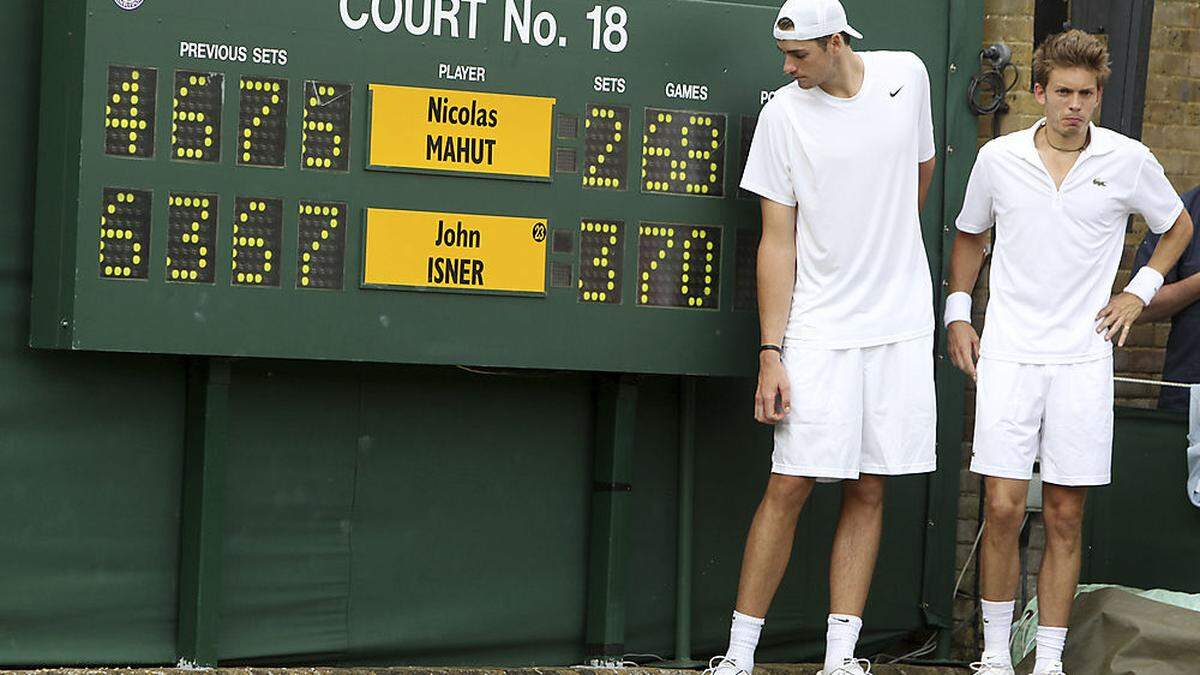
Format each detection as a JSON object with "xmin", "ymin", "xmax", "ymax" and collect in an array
[
  {"xmin": 945, "ymin": 148, "xmax": 994, "ymax": 381},
  {"xmin": 1135, "ymin": 208, "xmax": 1199, "ymax": 324},
  {"xmin": 1099, "ymin": 208, "xmax": 1193, "ymax": 343},
  {"xmin": 919, "ymin": 157, "xmax": 936, "ymax": 213},
  {"xmin": 945, "ymin": 230, "xmax": 988, "ymax": 380},
  {"xmin": 754, "ymin": 197, "xmax": 797, "ymax": 424}
]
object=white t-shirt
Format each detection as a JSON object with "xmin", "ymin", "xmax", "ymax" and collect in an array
[
  {"xmin": 956, "ymin": 119, "xmax": 1185, "ymax": 364},
  {"xmin": 739, "ymin": 50, "xmax": 936, "ymax": 349}
]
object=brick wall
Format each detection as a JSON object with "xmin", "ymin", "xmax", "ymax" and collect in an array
[{"xmin": 950, "ymin": 0, "xmax": 1200, "ymax": 660}]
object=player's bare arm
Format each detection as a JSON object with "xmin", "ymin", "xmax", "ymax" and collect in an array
[
  {"xmin": 918, "ymin": 157, "xmax": 936, "ymax": 212},
  {"xmin": 754, "ymin": 197, "xmax": 797, "ymax": 424},
  {"xmin": 945, "ymin": 230, "xmax": 988, "ymax": 379},
  {"xmin": 1097, "ymin": 208, "xmax": 1194, "ymax": 345}
]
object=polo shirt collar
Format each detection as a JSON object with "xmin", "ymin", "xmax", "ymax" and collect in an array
[{"xmin": 1009, "ymin": 117, "xmax": 1117, "ymax": 168}]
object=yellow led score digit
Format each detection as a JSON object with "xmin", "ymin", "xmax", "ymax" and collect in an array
[
  {"xmin": 303, "ymin": 81, "xmax": 351, "ymax": 171},
  {"xmin": 681, "ymin": 227, "xmax": 718, "ymax": 307},
  {"xmin": 104, "ymin": 65, "xmax": 154, "ymax": 158},
  {"xmin": 172, "ymin": 72, "xmax": 220, "ymax": 162},
  {"xmin": 636, "ymin": 223, "xmax": 720, "ymax": 309},
  {"xmin": 99, "ymin": 188, "xmax": 150, "ymax": 280},
  {"xmin": 166, "ymin": 193, "xmax": 215, "ymax": 283},
  {"xmin": 641, "ymin": 109, "xmax": 726, "ymax": 198},
  {"xmin": 583, "ymin": 105, "xmax": 629, "ymax": 190},
  {"xmin": 232, "ymin": 198, "xmax": 282, "ymax": 286},
  {"xmin": 239, "ymin": 77, "xmax": 287, "ymax": 167},
  {"xmin": 578, "ymin": 220, "xmax": 623, "ymax": 303},
  {"xmin": 297, "ymin": 201, "xmax": 346, "ymax": 290},
  {"xmin": 637, "ymin": 224, "xmax": 675, "ymax": 305}
]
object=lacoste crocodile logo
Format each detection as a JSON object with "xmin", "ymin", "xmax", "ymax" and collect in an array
[{"xmin": 1093, "ymin": 178, "xmax": 1107, "ymax": 187}]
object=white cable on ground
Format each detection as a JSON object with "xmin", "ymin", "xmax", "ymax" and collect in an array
[
  {"xmin": 881, "ymin": 513, "xmax": 1027, "ymax": 664},
  {"xmin": 1113, "ymin": 376, "xmax": 1195, "ymax": 389}
]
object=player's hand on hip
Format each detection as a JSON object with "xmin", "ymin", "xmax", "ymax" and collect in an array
[
  {"xmin": 946, "ymin": 321, "xmax": 981, "ymax": 381},
  {"xmin": 754, "ymin": 353, "xmax": 791, "ymax": 425},
  {"xmin": 1096, "ymin": 292, "xmax": 1145, "ymax": 347}
]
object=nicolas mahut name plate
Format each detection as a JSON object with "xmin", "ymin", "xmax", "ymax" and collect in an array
[{"xmin": 367, "ymin": 84, "xmax": 556, "ymax": 180}]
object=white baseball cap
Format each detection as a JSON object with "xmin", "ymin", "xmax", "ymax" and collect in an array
[{"xmin": 773, "ymin": 0, "xmax": 864, "ymax": 42}]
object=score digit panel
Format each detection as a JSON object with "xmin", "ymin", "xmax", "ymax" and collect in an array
[
  {"xmin": 166, "ymin": 193, "xmax": 217, "ymax": 283},
  {"xmin": 171, "ymin": 71, "xmax": 222, "ymax": 163},
  {"xmin": 583, "ymin": 105, "xmax": 629, "ymax": 190},
  {"xmin": 636, "ymin": 224, "xmax": 721, "ymax": 309},
  {"xmin": 298, "ymin": 201, "xmax": 347, "ymax": 290},
  {"xmin": 238, "ymin": 77, "xmax": 288, "ymax": 167},
  {"xmin": 232, "ymin": 197, "xmax": 284, "ymax": 287},
  {"xmin": 578, "ymin": 219, "xmax": 624, "ymax": 303},
  {"xmin": 99, "ymin": 188, "xmax": 151, "ymax": 279},
  {"xmin": 29, "ymin": 0, "xmax": 883, "ymax": 376},
  {"xmin": 302, "ymin": 82, "xmax": 352, "ymax": 171},
  {"xmin": 641, "ymin": 109, "xmax": 727, "ymax": 198},
  {"xmin": 105, "ymin": 66, "xmax": 155, "ymax": 158}
]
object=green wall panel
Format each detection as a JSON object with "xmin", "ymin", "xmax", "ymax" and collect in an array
[
  {"xmin": 0, "ymin": 0, "xmax": 183, "ymax": 665},
  {"xmin": 1082, "ymin": 409, "xmax": 1199, "ymax": 593},
  {"xmin": 345, "ymin": 366, "xmax": 595, "ymax": 665},
  {"xmin": 218, "ymin": 362, "xmax": 360, "ymax": 660}
]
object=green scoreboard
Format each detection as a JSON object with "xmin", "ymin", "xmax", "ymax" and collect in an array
[{"xmin": 30, "ymin": 0, "xmax": 951, "ymax": 376}]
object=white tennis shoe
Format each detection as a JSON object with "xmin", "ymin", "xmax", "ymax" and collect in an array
[
  {"xmin": 702, "ymin": 655, "xmax": 749, "ymax": 675},
  {"xmin": 970, "ymin": 654, "xmax": 1016, "ymax": 674},
  {"xmin": 816, "ymin": 657, "xmax": 872, "ymax": 675}
]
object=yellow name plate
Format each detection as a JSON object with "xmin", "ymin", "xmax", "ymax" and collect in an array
[
  {"xmin": 363, "ymin": 208, "xmax": 548, "ymax": 295},
  {"xmin": 367, "ymin": 84, "xmax": 556, "ymax": 179}
]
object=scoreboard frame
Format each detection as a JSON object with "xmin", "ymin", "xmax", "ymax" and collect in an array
[{"xmin": 30, "ymin": 0, "xmax": 960, "ymax": 377}]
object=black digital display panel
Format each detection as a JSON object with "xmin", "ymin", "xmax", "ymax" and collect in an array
[
  {"xmin": 171, "ymin": 71, "xmax": 222, "ymax": 163},
  {"xmin": 583, "ymin": 104, "xmax": 629, "ymax": 190},
  {"xmin": 302, "ymin": 81, "xmax": 351, "ymax": 171},
  {"xmin": 636, "ymin": 223, "xmax": 721, "ymax": 309},
  {"xmin": 297, "ymin": 200, "xmax": 347, "ymax": 290},
  {"xmin": 232, "ymin": 197, "xmax": 283, "ymax": 287},
  {"xmin": 238, "ymin": 76, "xmax": 288, "ymax": 167},
  {"xmin": 167, "ymin": 193, "xmax": 217, "ymax": 284},
  {"xmin": 105, "ymin": 65, "xmax": 156, "ymax": 158},
  {"xmin": 99, "ymin": 187, "xmax": 152, "ymax": 280},
  {"xmin": 738, "ymin": 115, "xmax": 758, "ymax": 201},
  {"xmin": 641, "ymin": 108, "xmax": 727, "ymax": 198},
  {"xmin": 578, "ymin": 219, "xmax": 623, "ymax": 304},
  {"xmin": 734, "ymin": 227, "xmax": 758, "ymax": 311}
]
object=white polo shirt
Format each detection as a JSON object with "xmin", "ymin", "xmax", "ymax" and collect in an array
[
  {"xmin": 740, "ymin": 50, "xmax": 936, "ymax": 349},
  {"xmin": 956, "ymin": 119, "xmax": 1185, "ymax": 364}
]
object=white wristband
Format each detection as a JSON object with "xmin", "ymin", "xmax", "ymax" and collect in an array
[
  {"xmin": 944, "ymin": 291, "xmax": 973, "ymax": 327},
  {"xmin": 1123, "ymin": 267, "xmax": 1165, "ymax": 306}
]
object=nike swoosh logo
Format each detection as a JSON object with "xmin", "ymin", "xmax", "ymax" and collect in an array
[
  {"xmin": 833, "ymin": 617, "xmax": 850, "ymax": 623},
  {"xmin": 890, "ymin": 87, "xmax": 903, "ymax": 97}
]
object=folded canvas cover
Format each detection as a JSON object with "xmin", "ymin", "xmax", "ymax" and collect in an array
[{"xmin": 1015, "ymin": 587, "xmax": 1200, "ymax": 674}]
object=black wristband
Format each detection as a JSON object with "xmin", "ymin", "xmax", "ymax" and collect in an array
[{"xmin": 759, "ymin": 344, "xmax": 783, "ymax": 356}]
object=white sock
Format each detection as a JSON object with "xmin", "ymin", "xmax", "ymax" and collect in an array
[
  {"xmin": 823, "ymin": 614, "xmax": 862, "ymax": 672},
  {"xmin": 980, "ymin": 599, "xmax": 1015, "ymax": 663},
  {"xmin": 1034, "ymin": 626, "xmax": 1067, "ymax": 673},
  {"xmin": 726, "ymin": 610, "xmax": 764, "ymax": 672}
]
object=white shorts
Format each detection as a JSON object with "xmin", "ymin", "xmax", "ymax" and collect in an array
[
  {"xmin": 970, "ymin": 355, "xmax": 1114, "ymax": 487},
  {"xmin": 772, "ymin": 334, "xmax": 937, "ymax": 480}
]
